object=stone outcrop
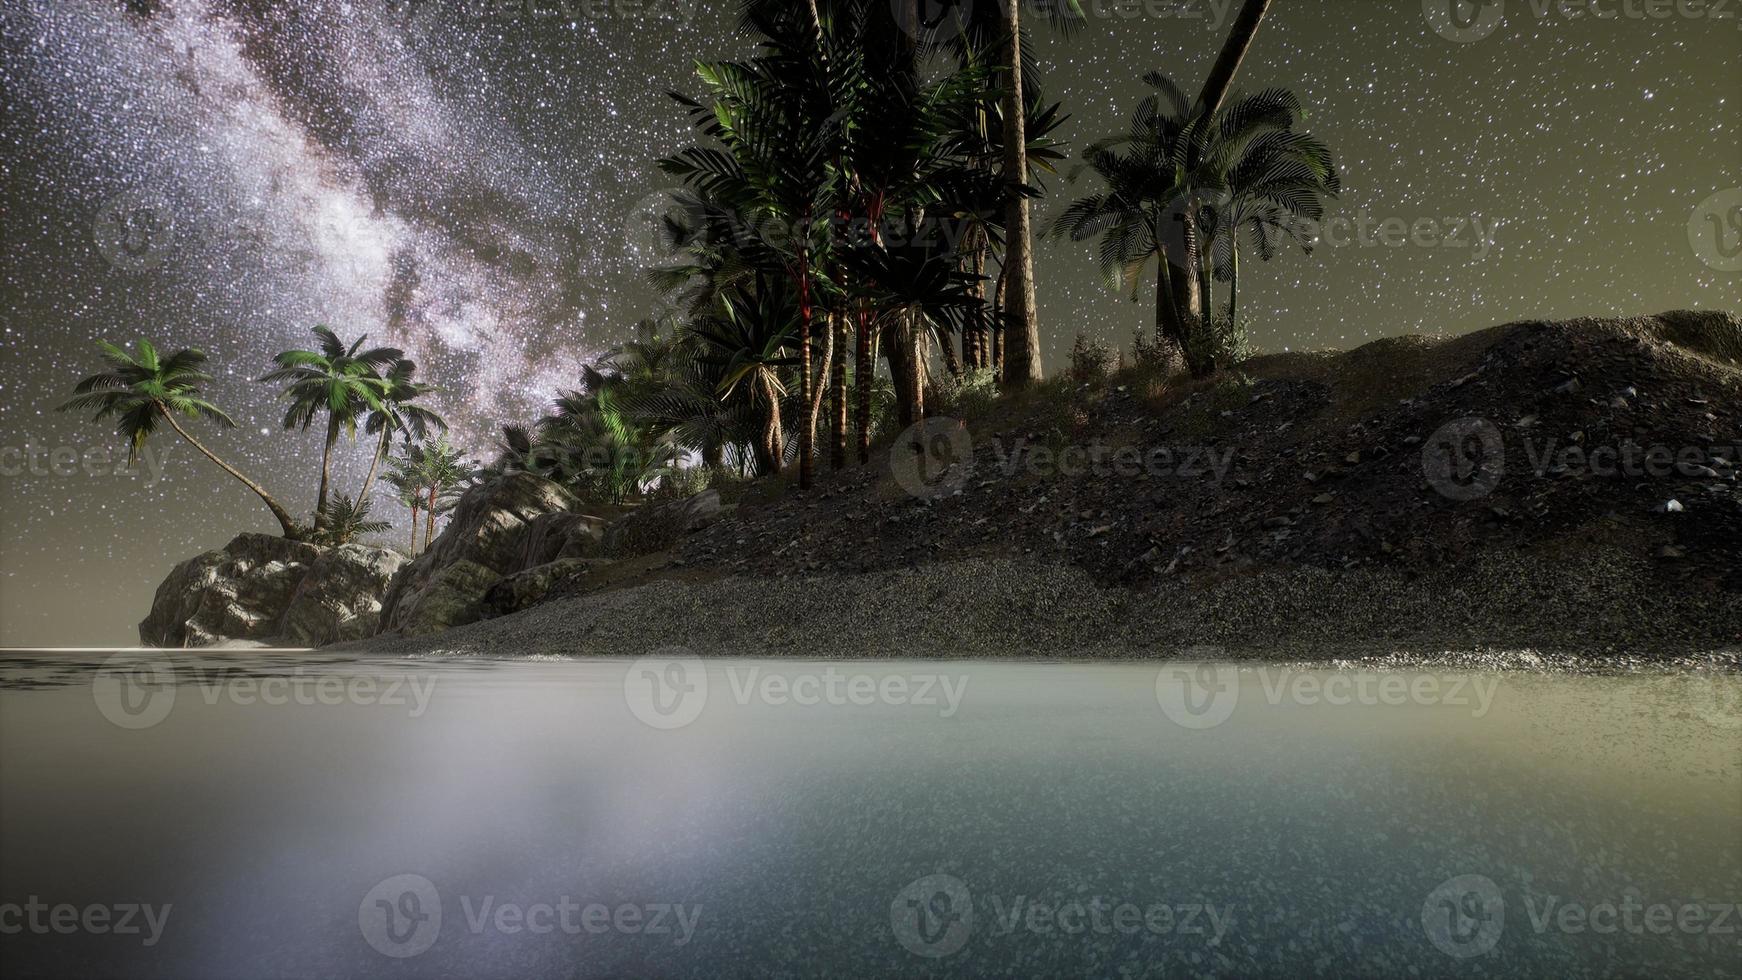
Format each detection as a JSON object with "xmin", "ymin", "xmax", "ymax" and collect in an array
[
  {"xmin": 601, "ymin": 489, "xmax": 723, "ymax": 558},
  {"xmin": 374, "ymin": 473, "xmax": 606, "ymax": 636},
  {"xmin": 139, "ymin": 533, "xmax": 407, "ymax": 647}
]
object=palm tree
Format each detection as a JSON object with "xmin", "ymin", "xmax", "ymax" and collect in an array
[
  {"xmin": 59, "ymin": 340, "xmax": 299, "ymax": 536},
  {"xmin": 688, "ymin": 279, "xmax": 799, "ymax": 476},
  {"xmin": 1208, "ymin": 124, "xmax": 1340, "ymax": 329},
  {"xmin": 312, "ymin": 494, "xmax": 391, "ymax": 547},
  {"xmin": 1053, "ymin": 78, "xmax": 1336, "ymax": 373},
  {"xmin": 392, "ymin": 437, "xmax": 473, "ymax": 554},
  {"xmin": 357, "ymin": 359, "xmax": 446, "ymax": 509},
  {"xmin": 260, "ymin": 326, "xmax": 401, "ymax": 530},
  {"xmin": 996, "ymin": 0, "xmax": 1042, "ymax": 387}
]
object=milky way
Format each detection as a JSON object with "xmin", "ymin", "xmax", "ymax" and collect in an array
[{"xmin": 2, "ymin": 0, "xmax": 1736, "ymax": 645}]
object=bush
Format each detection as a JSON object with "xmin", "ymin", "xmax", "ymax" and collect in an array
[
  {"xmin": 929, "ymin": 367, "xmax": 1001, "ymax": 419},
  {"xmin": 1067, "ymin": 332, "xmax": 1114, "ymax": 382}
]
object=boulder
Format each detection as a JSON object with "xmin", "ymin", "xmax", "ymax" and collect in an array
[
  {"xmin": 375, "ymin": 473, "xmax": 583, "ymax": 636},
  {"xmin": 477, "ymin": 558, "xmax": 609, "ymax": 620},
  {"xmin": 601, "ymin": 490, "xmax": 723, "ymax": 558},
  {"xmin": 139, "ymin": 533, "xmax": 406, "ymax": 648}
]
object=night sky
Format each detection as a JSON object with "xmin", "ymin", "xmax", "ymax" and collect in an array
[{"xmin": 1, "ymin": 0, "xmax": 1736, "ymax": 646}]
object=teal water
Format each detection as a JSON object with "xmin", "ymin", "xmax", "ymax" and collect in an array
[{"xmin": 0, "ymin": 652, "xmax": 1737, "ymax": 978}]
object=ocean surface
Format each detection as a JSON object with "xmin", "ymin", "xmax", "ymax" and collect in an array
[{"xmin": 1, "ymin": 651, "xmax": 1738, "ymax": 978}]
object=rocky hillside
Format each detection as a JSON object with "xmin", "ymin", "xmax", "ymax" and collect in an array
[
  {"xmin": 350, "ymin": 310, "xmax": 1741, "ymax": 659},
  {"xmin": 680, "ymin": 310, "xmax": 1742, "ymax": 596}
]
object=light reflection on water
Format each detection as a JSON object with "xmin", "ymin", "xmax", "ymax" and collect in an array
[{"xmin": 0, "ymin": 652, "xmax": 1737, "ymax": 978}]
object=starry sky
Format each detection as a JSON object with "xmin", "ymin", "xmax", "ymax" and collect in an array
[{"xmin": 1, "ymin": 0, "xmax": 1736, "ymax": 647}]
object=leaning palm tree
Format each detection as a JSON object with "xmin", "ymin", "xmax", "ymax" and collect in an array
[
  {"xmin": 356, "ymin": 359, "xmax": 446, "ymax": 509},
  {"xmin": 59, "ymin": 340, "xmax": 299, "ymax": 536},
  {"xmin": 260, "ymin": 326, "xmax": 401, "ymax": 530}
]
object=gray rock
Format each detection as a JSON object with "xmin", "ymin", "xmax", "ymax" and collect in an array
[
  {"xmin": 478, "ymin": 558, "xmax": 608, "ymax": 619},
  {"xmin": 139, "ymin": 533, "xmax": 404, "ymax": 647},
  {"xmin": 600, "ymin": 490, "xmax": 723, "ymax": 558},
  {"xmin": 376, "ymin": 473, "xmax": 579, "ymax": 636}
]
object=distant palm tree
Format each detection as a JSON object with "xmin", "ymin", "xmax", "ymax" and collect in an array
[
  {"xmin": 60, "ymin": 340, "xmax": 299, "ymax": 536},
  {"xmin": 1053, "ymin": 77, "xmax": 1336, "ymax": 373},
  {"xmin": 312, "ymin": 493, "xmax": 391, "ymax": 547},
  {"xmin": 357, "ymin": 359, "xmax": 446, "ymax": 509},
  {"xmin": 260, "ymin": 326, "xmax": 401, "ymax": 530},
  {"xmin": 688, "ymin": 278, "xmax": 800, "ymax": 475}
]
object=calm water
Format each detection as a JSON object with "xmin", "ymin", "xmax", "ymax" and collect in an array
[{"xmin": 0, "ymin": 651, "xmax": 1738, "ymax": 978}]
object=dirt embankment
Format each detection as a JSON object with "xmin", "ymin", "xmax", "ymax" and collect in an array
[{"xmin": 363, "ymin": 311, "xmax": 1742, "ymax": 659}]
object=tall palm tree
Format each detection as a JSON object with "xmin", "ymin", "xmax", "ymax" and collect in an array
[
  {"xmin": 996, "ymin": 0, "xmax": 1042, "ymax": 387},
  {"xmin": 357, "ymin": 358, "xmax": 446, "ymax": 509},
  {"xmin": 60, "ymin": 340, "xmax": 299, "ymax": 536},
  {"xmin": 260, "ymin": 326, "xmax": 401, "ymax": 529}
]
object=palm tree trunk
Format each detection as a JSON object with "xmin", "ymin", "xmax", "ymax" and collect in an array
[
  {"xmin": 1155, "ymin": 249, "xmax": 1184, "ymax": 361},
  {"xmin": 159, "ymin": 408, "xmax": 299, "ymax": 537},
  {"xmin": 965, "ymin": 237, "xmax": 988, "ymax": 369},
  {"xmin": 424, "ymin": 485, "xmax": 437, "ymax": 552},
  {"xmin": 315, "ymin": 414, "xmax": 339, "ymax": 529},
  {"xmin": 830, "ymin": 313, "xmax": 847, "ymax": 470},
  {"xmin": 999, "ymin": 0, "xmax": 1042, "ymax": 387},
  {"xmin": 357, "ymin": 427, "xmax": 389, "ymax": 507},
  {"xmin": 1228, "ymin": 241, "xmax": 1240, "ymax": 333},
  {"xmin": 805, "ymin": 310, "xmax": 833, "ymax": 479},
  {"xmin": 1196, "ymin": 0, "xmax": 1274, "ymax": 117},
  {"xmin": 991, "ymin": 264, "xmax": 1007, "ymax": 374},
  {"xmin": 798, "ymin": 267, "xmax": 814, "ymax": 490},
  {"xmin": 760, "ymin": 371, "xmax": 785, "ymax": 475},
  {"xmin": 909, "ymin": 314, "xmax": 927, "ymax": 423},
  {"xmin": 409, "ymin": 503, "xmax": 420, "ymax": 555},
  {"xmin": 854, "ymin": 304, "xmax": 872, "ymax": 465}
]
